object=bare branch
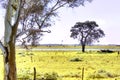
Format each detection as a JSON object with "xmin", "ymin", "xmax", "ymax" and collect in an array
[
  {"xmin": 0, "ymin": 41, "xmax": 7, "ymax": 57},
  {"xmin": 16, "ymin": 28, "xmax": 51, "ymax": 38}
]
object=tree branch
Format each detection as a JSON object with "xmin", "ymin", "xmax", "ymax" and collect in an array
[
  {"xmin": 0, "ymin": 41, "xmax": 7, "ymax": 57},
  {"xmin": 16, "ymin": 28, "xmax": 51, "ymax": 38},
  {"xmin": 38, "ymin": 0, "xmax": 67, "ymax": 29},
  {"xmin": 13, "ymin": 0, "xmax": 22, "ymax": 27}
]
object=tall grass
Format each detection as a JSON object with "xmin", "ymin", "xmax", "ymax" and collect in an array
[{"xmin": 0, "ymin": 50, "xmax": 120, "ymax": 80}]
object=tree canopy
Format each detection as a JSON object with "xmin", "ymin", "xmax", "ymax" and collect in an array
[
  {"xmin": 1, "ymin": 0, "xmax": 92, "ymax": 47},
  {"xmin": 70, "ymin": 21, "xmax": 105, "ymax": 52}
]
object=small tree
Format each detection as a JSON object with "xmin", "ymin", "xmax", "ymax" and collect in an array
[{"xmin": 70, "ymin": 21, "xmax": 105, "ymax": 52}]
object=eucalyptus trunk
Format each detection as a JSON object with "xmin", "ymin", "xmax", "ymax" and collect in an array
[
  {"xmin": 3, "ymin": 37, "xmax": 16, "ymax": 80},
  {"xmin": 0, "ymin": 0, "xmax": 21, "ymax": 80}
]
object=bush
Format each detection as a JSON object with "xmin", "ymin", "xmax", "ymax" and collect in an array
[
  {"xmin": 40, "ymin": 72, "xmax": 59, "ymax": 80},
  {"xmin": 17, "ymin": 69, "xmax": 32, "ymax": 80},
  {"xmin": 17, "ymin": 75, "xmax": 31, "ymax": 80},
  {"xmin": 26, "ymin": 53, "xmax": 34, "ymax": 56},
  {"xmin": 88, "ymin": 69, "xmax": 119, "ymax": 79},
  {"xmin": 70, "ymin": 57, "xmax": 83, "ymax": 62},
  {"xmin": 18, "ymin": 52, "xmax": 26, "ymax": 57},
  {"xmin": 63, "ymin": 72, "xmax": 81, "ymax": 78}
]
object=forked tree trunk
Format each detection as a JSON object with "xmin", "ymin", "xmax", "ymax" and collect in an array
[
  {"xmin": 0, "ymin": 34, "xmax": 17, "ymax": 80},
  {"xmin": 2, "ymin": 23, "xmax": 19, "ymax": 80},
  {"xmin": 3, "ymin": 41, "xmax": 16, "ymax": 80},
  {"xmin": 0, "ymin": 0, "xmax": 21, "ymax": 80}
]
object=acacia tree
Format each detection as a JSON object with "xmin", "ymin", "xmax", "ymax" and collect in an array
[
  {"xmin": 0, "ymin": 0, "xmax": 92, "ymax": 80},
  {"xmin": 70, "ymin": 21, "xmax": 105, "ymax": 52}
]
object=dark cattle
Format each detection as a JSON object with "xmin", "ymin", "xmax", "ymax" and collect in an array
[{"xmin": 99, "ymin": 49, "xmax": 114, "ymax": 53}]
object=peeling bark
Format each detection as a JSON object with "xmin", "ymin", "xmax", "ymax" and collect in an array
[
  {"xmin": 0, "ymin": 0, "xmax": 21, "ymax": 80},
  {"xmin": 0, "ymin": 41, "xmax": 16, "ymax": 80},
  {"xmin": 4, "ymin": 40, "xmax": 16, "ymax": 80}
]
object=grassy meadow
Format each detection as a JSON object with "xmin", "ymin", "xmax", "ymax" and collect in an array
[
  {"xmin": 17, "ymin": 45, "xmax": 120, "ymax": 49},
  {"xmin": 0, "ymin": 45, "xmax": 120, "ymax": 80}
]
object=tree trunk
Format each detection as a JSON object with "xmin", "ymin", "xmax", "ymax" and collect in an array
[
  {"xmin": 81, "ymin": 38, "xmax": 86, "ymax": 53},
  {"xmin": 3, "ymin": 21, "xmax": 19, "ymax": 80},
  {"xmin": 82, "ymin": 44, "xmax": 85, "ymax": 52},
  {"xmin": 3, "ymin": 42, "xmax": 16, "ymax": 80},
  {"xmin": 0, "ymin": 0, "xmax": 22, "ymax": 79}
]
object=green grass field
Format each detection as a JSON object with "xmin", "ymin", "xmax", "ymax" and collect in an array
[
  {"xmin": 17, "ymin": 45, "xmax": 120, "ymax": 49},
  {"xmin": 0, "ymin": 46, "xmax": 120, "ymax": 80}
]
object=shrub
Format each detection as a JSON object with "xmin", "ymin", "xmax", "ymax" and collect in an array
[
  {"xmin": 40, "ymin": 72, "xmax": 59, "ymax": 80},
  {"xmin": 18, "ymin": 52, "xmax": 26, "ymax": 57},
  {"xmin": 17, "ymin": 75, "xmax": 30, "ymax": 80},
  {"xmin": 17, "ymin": 69, "xmax": 32, "ymax": 80},
  {"xmin": 70, "ymin": 57, "xmax": 83, "ymax": 62},
  {"xmin": 63, "ymin": 72, "xmax": 81, "ymax": 78},
  {"xmin": 26, "ymin": 53, "xmax": 34, "ymax": 56},
  {"xmin": 88, "ymin": 69, "xmax": 119, "ymax": 79}
]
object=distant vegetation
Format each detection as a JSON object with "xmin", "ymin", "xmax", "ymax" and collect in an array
[{"xmin": 17, "ymin": 44, "xmax": 120, "ymax": 50}]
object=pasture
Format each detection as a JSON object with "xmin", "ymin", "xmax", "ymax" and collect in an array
[{"xmin": 0, "ymin": 45, "xmax": 120, "ymax": 80}]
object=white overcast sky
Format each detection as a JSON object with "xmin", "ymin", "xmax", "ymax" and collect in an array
[{"xmin": 0, "ymin": 0, "xmax": 120, "ymax": 45}]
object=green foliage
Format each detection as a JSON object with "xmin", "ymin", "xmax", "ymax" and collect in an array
[
  {"xmin": 14, "ymin": 0, "xmax": 92, "ymax": 46},
  {"xmin": 26, "ymin": 53, "xmax": 34, "ymax": 56},
  {"xmin": 70, "ymin": 21, "xmax": 105, "ymax": 44},
  {"xmin": 70, "ymin": 57, "xmax": 83, "ymax": 62},
  {"xmin": 70, "ymin": 21, "xmax": 105, "ymax": 52},
  {"xmin": 63, "ymin": 72, "xmax": 81, "ymax": 78},
  {"xmin": 18, "ymin": 52, "xmax": 26, "ymax": 57},
  {"xmin": 40, "ymin": 72, "xmax": 59, "ymax": 80},
  {"xmin": 88, "ymin": 69, "xmax": 119, "ymax": 79},
  {"xmin": 17, "ymin": 69, "xmax": 31, "ymax": 80}
]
